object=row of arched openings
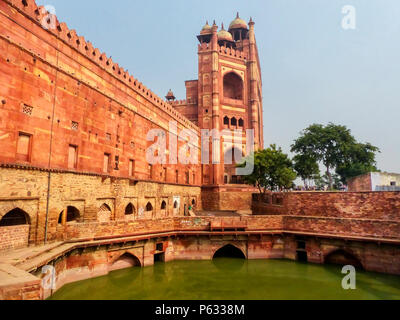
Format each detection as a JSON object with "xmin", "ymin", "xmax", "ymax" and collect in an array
[
  {"xmin": 0, "ymin": 199, "xmax": 198, "ymax": 227},
  {"xmin": 223, "ymin": 116, "xmax": 244, "ymax": 128}
]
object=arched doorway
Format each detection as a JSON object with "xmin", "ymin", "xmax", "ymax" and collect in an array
[
  {"xmin": 0, "ymin": 208, "xmax": 30, "ymax": 226},
  {"xmin": 110, "ymin": 252, "xmax": 141, "ymax": 271},
  {"xmin": 58, "ymin": 206, "xmax": 80, "ymax": 225},
  {"xmin": 325, "ymin": 249, "xmax": 363, "ymax": 269},
  {"xmin": 213, "ymin": 244, "xmax": 246, "ymax": 259}
]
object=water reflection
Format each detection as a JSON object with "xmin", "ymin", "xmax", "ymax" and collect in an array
[
  {"xmin": 213, "ymin": 257, "xmax": 245, "ymax": 272},
  {"xmin": 49, "ymin": 259, "xmax": 400, "ymax": 300}
]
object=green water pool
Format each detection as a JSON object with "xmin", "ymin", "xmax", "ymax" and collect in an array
[{"xmin": 49, "ymin": 259, "xmax": 400, "ymax": 300}]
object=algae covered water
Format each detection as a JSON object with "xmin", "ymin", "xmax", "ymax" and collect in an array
[{"xmin": 49, "ymin": 259, "xmax": 400, "ymax": 300}]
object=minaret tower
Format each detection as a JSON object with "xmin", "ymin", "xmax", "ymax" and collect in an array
[{"xmin": 195, "ymin": 14, "xmax": 264, "ymax": 209}]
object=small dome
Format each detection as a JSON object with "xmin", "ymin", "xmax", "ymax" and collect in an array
[
  {"xmin": 218, "ymin": 24, "xmax": 233, "ymax": 42},
  {"xmin": 229, "ymin": 13, "xmax": 248, "ymax": 30},
  {"xmin": 200, "ymin": 21, "xmax": 212, "ymax": 35},
  {"xmin": 165, "ymin": 89, "xmax": 175, "ymax": 101}
]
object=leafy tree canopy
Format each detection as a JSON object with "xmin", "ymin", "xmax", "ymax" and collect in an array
[
  {"xmin": 291, "ymin": 123, "xmax": 380, "ymax": 189},
  {"xmin": 293, "ymin": 154, "xmax": 320, "ymax": 187},
  {"xmin": 238, "ymin": 144, "xmax": 297, "ymax": 194}
]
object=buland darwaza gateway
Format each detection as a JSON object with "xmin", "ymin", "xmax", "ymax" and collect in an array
[{"xmin": 0, "ymin": 0, "xmax": 400, "ymax": 300}]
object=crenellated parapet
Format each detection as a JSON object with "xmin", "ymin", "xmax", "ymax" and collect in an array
[
  {"xmin": 218, "ymin": 44, "xmax": 248, "ymax": 60},
  {"xmin": 170, "ymin": 100, "xmax": 188, "ymax": 106},
  {"xmin": 5, "ymin": 0, "xmax": 199, "ymax": 132}
]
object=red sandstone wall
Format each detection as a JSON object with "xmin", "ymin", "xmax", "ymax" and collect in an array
[
  {"xmin": 0, "ymin": 0, "xmax": 201, "ymax": 184},
  {"xmin": 0, "ymin": 225, "xmax": 30, "ymax": 251}
]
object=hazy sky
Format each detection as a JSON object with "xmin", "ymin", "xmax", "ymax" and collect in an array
[{"xmin": 37, "ymin": 0, "xmax": 400, "ymax": 173}]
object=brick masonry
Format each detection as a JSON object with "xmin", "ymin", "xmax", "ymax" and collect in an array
[{"xmin": 0, "ymin": 225, "xmax": 30, "ymax": 251}]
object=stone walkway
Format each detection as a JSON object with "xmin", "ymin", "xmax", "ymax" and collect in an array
[{"xmin": 195, "ymin": 211, "xmax": 241, "ymax": 217}]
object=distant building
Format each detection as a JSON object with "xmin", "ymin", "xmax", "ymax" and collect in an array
[{"xmin": 348, "ymin": 172, "xmax": 400, "ymax": 192}]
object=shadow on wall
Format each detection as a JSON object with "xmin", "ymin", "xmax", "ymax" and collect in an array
[
  {"xmin": 325, "ymin": 249, "xmax": 363, "ymax": 269},
  {"xmin": 109, "ymin": 253, "xmax": 141, "ymax": 272}
]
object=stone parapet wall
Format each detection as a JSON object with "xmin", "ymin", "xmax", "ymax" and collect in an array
[{"xmin": 253, "ymin": 191, "xmax": 400, "ymax": 220}]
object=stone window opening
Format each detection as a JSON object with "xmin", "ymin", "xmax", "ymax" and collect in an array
[
  {"xmin": 125, "ymin": 203, "xmax": 135, "ymax": 216},
  {"xmin": 114, "ymin": 155, "xmax": 120, "ymax": 171},
  {"xmin": 223, "ymin": 116, "xmax": 229, "ymax": 127},
  {"xmin": 58, "ymin": 206, "xmax": 80, "ymax": 225},
  {"xmin": 156, "ymin": 243, "xmax": 164, "ymax": 252},
  {"xmin": 231, "ymin": 117, "xmax": 237, "ymax": 127},
  {"xmin": 0, "ymin": 208, "xmax": 30, "ymax": 227},
  {"xmin": 22, "ymin": 104, "xmax": 33, "ymax": 116},
  {"xmin": 129, "ymin": 159, "xmax": 135, "ymax": 177},
  {"xmin": 173, "ymin": 201, "xmax": 178, "ymax": 209},
  {"xmin": 239, "ymin": 118, "xmax": 244, "ymax": 127},
  {"xmin": 391, "ymin": 181, "xmax": 396, "ymax": 186},
  {"xmin": 186, "ymin": 171, "xmax": 190, "ymax": 184},
  {"xmin": 71, "ymin": 121, "xmax": 79, "ymax": 131},
  {"xmin": 163, "ymin": 167, "xmax": 167, "ymax": 182},
  {"xmin": 161, "ymin": 201, "xmax": 167, "ymax": 210},
  {"xmin": 146, "ymin": 202, "xmax": 153, "ymax": 212}
]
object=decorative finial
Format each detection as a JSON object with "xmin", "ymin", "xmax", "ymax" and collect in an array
[
  {"xmin": 236, "ymin": 12, "xmax": 240, "ymax": 18},
  {"xmin": 221, "ymin": 23, "xmax": 225, "ymax": 30},
  {"xmin": 213, "ymin": 20, "xmax": 216, "ymax": 26},
  {"xmin": 206, "ymin": 20, "xmax": 209, "ymax": 25}
]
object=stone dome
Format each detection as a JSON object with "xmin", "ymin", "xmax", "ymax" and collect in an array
[
  {"xmin": 218, "ymin": 24, "xmax": 233, "ymax": 42},
  {"xmin": 200, "ymin": 21, "xmax": 212, "ymax": 35},
  {"xmin": 229, "ymin": 13, "xmax": 248, "ymax": 31}
]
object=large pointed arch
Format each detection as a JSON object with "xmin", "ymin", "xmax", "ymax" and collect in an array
[{"xmin": 223, "ymin": 72, "xmax": 243, "ymax": 100}]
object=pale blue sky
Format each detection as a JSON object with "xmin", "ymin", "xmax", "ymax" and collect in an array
[{"xmin": 37, "ymin": 0, "xmax": 400, "ymax": 173}]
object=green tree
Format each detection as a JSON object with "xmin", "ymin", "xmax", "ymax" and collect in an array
[
  {"xmin": 291, "ymin": 123, "xmax": 379, "ymax": 189},
  {"xmin": 293, "ymin": 154, "xmax": 320, "ymax": 188},
  {"xmin": 238, "ymin": 144, "xmax": 297, "ymax": 194},
  {"xmin": 336, "ymin": 142, "xmax": 380, "ymax": 184}
]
